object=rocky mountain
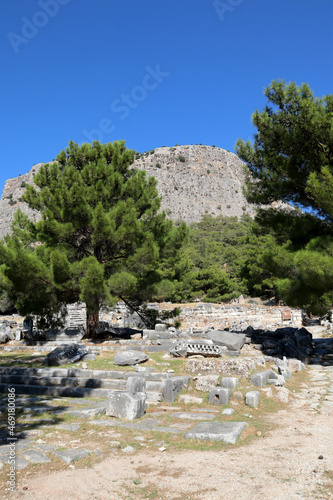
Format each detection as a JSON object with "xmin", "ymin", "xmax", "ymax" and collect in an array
[
  {"xmin": 0, "ymin": 145, "xmax": 256, "ymax": 238},
  {"xmin": 133, "ymin": 145, "xmax": 256, "ymax": 223}
]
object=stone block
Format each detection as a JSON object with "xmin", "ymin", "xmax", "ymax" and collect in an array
[
  {"xmin": 162, "ymin": 376, "xmax": 190, "ymax": 403},
  {"xmin": 106, "ymin": 390, "xmax": 146, "ymax": 420},
  {"xmin": 184, "ymin": 421, "xmax": 247, "ymax": 444},
  {"xmin": 245, "ymin": 391, "xmax": 259, "ymax": 408},
  {"xmin": 53, "ymin": 449, "xmax": 90, "ymax": 464},
  {"xmin": 288, "ymin": 358, "xmax": 306, "ymax": 372},
  {"xmin": 173, "ymin": 412, "xmax": 216, "ymax": 420},
  {"xmin": 126, "ymin": 376, "xmax": 146, "ymax": 394},
  {"xmin": 278, "ymin": 366, "xmax": 291, "ymax": 380},
  {"xmin": 250, "ymin": 370, "xmax": 272, "ymax": 388},
  {"xmin": 178, "ymin": 395, "xmax": 204, "ymax": 404},
  {"xmin": 195, "ymin": 375, "xmax": 220, "ymax": 391},
  {"xmin": 20, "ymin": 449, "xmax": 50, "ymax": 464},
  {"xmin": 155, "ymin": 323, "xmax": 167, "ymax": 331},
  {"xmin": 268, "ymin": 374, "xmax": 285, "ymax": 386},
  {"xmin": 205, "ymin": 330, "xmax": 246, "ymax": 351},
  {"xmin": 209, "ymin": 387, "xmax": 231, "ymax": 405},
  {"xmin": 222, "ymin": 408, "xmax": 235, "ymax": 415},
  {"xmin": 220, "ymin": 377, "xmax": 238, "ymax": 390}
]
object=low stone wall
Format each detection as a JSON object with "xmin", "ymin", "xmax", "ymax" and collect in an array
[
  {"xmin": 155, "ymin": 302, "xmax": 303, "ymax": 331},
  {"xmin": 63, "ymin": 301, "xmax": 303, "ymax": 331}
]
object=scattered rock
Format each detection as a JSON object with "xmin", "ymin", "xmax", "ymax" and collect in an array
[{"xmin": 113, "ymin": 351, "xmax": 149, "ymax": 366}]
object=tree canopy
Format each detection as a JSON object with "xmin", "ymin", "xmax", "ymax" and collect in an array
[
  {"xmin": 235, "ymin": 80, "xmax": 333, "ymax": 315},
  {"xmin": 0, "ymin": 141, "xmax": 187, "ymax": 336}
]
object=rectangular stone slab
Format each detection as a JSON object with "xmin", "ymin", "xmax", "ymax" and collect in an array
[
  {"xmin": 184, "ymin": 421, "xmax": 247, "ymax": 444},
  {"xmin": 172, "ymin": 412, "xmax": 216, "ymax": 420}
]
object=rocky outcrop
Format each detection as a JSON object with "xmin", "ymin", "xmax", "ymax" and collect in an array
[
  {"xmin": 0, "ymin": 163, "xmax": 44, "ymax": 239},
  {"xmin": 133, "ymin": 145, "xmax": 256, "ymax": 223},
  {"xmin": 0, "ymin": 146, "xmax": 255, "ymax": 238}
]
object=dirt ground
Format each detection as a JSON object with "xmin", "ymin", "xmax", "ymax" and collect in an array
[{"xmin": 6, "ymin": 374, "xmax": 332, "ymax": 500}]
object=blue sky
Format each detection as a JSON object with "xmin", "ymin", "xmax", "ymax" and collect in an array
[{"xmin": 1, "ymin": 0, "xmax": 332, "ymax": 194}]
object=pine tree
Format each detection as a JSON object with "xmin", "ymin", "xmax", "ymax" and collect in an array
[
  {"xmin": 0, "ymin": 141, "xmax": 187, "ymax": 337},
  {"xmin": 235, "ymin": 80, "xmax": 333, "ymax": 315}
]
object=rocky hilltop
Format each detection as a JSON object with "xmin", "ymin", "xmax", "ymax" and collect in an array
[
  {"xmin": 133, "ymin": 145, "xmax": 256, "ymax": 223},
  {"xmin": 0, "ymin": 145, "xmax": 256, "ymax": 238}
]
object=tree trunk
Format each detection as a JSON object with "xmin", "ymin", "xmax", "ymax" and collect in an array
[{"xmin": 86, "ymin": 311, "xmax": 99, "ymax": 339}]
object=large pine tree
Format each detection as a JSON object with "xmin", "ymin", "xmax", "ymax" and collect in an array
[
  {"xmin": 0, "ymin": 141, "xmax": 187, "ymax": 337},
  {"xmin": 235, "ymin": 80, "xmax": 333, "ymax": 315}
]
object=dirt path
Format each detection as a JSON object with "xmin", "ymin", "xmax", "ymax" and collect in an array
[{"xmin": 7, "ymin": 364, "xmax": 333, "ymax": 500}]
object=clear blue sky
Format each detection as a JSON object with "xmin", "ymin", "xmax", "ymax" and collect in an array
[{"xmin": 1, "ymin": 0, "xmax": 332, "ymax": 194}]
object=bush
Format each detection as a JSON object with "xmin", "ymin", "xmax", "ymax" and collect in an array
[{"xmin": 178, "ymin": 156, "xmax": 186, "ymax": 163}]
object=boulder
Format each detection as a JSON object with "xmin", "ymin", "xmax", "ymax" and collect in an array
[
  {"xmin": 0, "ymin": 327, "xmax": 14, "ymax": 344},
  {"xmin": 43, "ymin": 344, "xmax": 90, "ymax": 366},
  {"xmin": 205, "ymin": 330, "xmax": 246, "ymax": 351},
  {"xmin": 113, "ymin": 351, "xmax": 149, "ymax": 366}
]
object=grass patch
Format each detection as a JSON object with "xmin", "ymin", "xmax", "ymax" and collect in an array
[{"xmin": 0, "ymin": 351, "xmax": 187, "ymax": 374}]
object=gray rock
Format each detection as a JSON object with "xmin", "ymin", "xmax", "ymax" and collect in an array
[
  {"xmin": 220, "ymin": 377, "xmax": 239, "ymax": 390},
  {"xmin": 43, "ymin": 344, "xmax": 90, "ymax": 366},
  {"xmin": 184, "ymin": 421, "xmax": 247, "ymax": 444},
  {"xmin": 122, "ymin": 446, "xmax": 134, "ymax": 453},
  {"xmin": 250, "ymin": 370, "xmax": 273, "ymax": 388},
  {"xmin": 172, "ymin": 412, "xmax": 216, "ymax": 420},
  {"xmin": 106, "ymin": 390, "xmax": 146, "ymax": 420},
  {"xmin": 205, "ymin": 330, "xmax": 246, "ymax": 351},
  {"xmin": 53, "ymin": 449, "xmax": 90, "ymax": 464},
  {"xmin": 169, "ymin": 340, "xmax": 222, "ymax": 358},
  {"xmin": 195, "ymin": 375, "xmax": 220, "ymax": 391},
  {"xmin": 20, "ymin": 449, "xmax": 51, "ymax": 464},
  {"xmin": 81, "ymin": 353, "xmax": 96, "ymax": 361},
  {"xmin": 113, "ymin": 351, "xmax": 149, "ymax": 366},
  {"xmin": 221, "ymin": 408, "xmax": 235, "ymax": 415},
  {"xmin": 56, "ymin": 424, "xmax": 80, "ymax": 431},
  {"xmin": 0, "ymin": 327, "xmax": 13, "ymax": 344},
  {"xmin": 155, "ymin": 324, "xmax": 167, "ymax": 331},
  {"xmin": 245, "ymin": 391, "xmax": 260, "ymax": 408},
  {"xmin": 68, "ymin": 406, "xmax": 106, "ymax": 419},
  {"xmin": 126, "ymin": 376, "xmax": 146, "ymax": 394},
  {"xmin": 209, "ymin": 387, "xmax": 231, "ymax": 405},
  {"xmin": 178, "ymin": 395, "xmax": 204, "ymax": 404},
  {"xmin": 288, "ymin": 358, "xmax": 307, "ymax": 372},
  {"xmin": 15, "ymin": 457, "xmax": 30, "ymax": 469},
  {"xmin": 268, "ymin": 374, "xmax": 285, "ymax": 386},
  {"xmin": 162, "ymin": 376, "xmax": 191, "ymax": 403}
]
